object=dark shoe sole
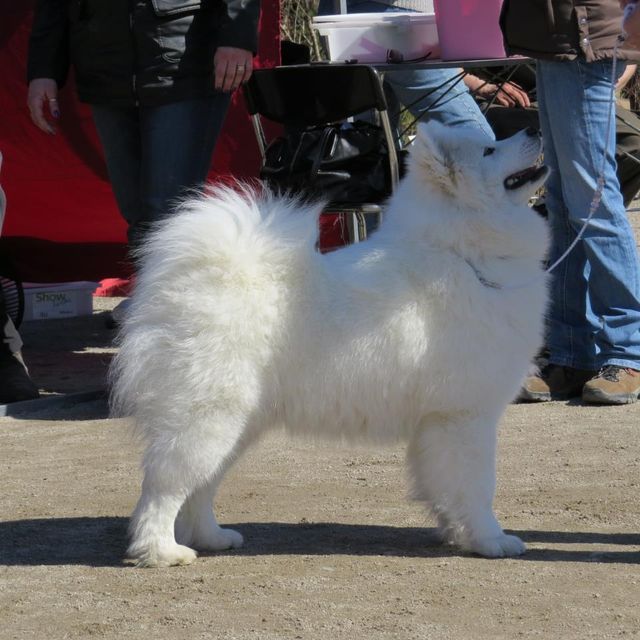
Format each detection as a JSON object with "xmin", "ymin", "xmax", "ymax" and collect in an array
[
  {"xmin": 517, "ymin": 390, "xmax": 551, "ymax": 402},
  {"xmin": 582, "ymin": 388, "xmax": 639, "ymax": 405},
  {"xmin": 518, "ymin": 388, "xmax": 587, "ymax": 403}
]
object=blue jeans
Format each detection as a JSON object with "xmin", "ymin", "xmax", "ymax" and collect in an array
[
  {"xmin": 536, "ymin": 59, "xmax": 640, "ymax": 370},
  {"xmin": 316, "ymin": 0, "xmax": 495, "ymax": 139},
  {"xmin": 92, "ymin": 94, "xmax": 231, "ymax": 251}
]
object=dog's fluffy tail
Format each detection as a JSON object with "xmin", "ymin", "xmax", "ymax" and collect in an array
[
  {"xmin": 109, "ymin": 183, "xmax": 321, "ymax": 421},
  {"xmin": 136, "ymin": 182, "xmax": 322, "ymax": 289}
]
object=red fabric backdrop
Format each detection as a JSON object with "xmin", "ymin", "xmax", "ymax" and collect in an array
[{"xmin": 0, "ymin": 1, "xmax": 280, "ymax": 283}]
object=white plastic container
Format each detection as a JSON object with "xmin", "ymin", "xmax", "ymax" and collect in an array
[
  {"xmin": 23, "ymin": 281, "xmax": 98, "ymax": 321},
  {"xmin": 312, "ymin": 12, "xmax": 440, "ymax": 63}
]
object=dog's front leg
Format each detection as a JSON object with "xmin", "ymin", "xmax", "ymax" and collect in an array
[{"xmin": 407, "ymin": 413, "xmax": 525, "ymax": 558}]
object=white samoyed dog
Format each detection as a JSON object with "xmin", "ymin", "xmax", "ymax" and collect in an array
[{"xmin": 111, "ymin": 121, "xmax": 549, "ymax": 568}]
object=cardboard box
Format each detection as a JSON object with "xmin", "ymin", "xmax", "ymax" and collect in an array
[{"xmin": 23, "ymin": 281, "xmax": 98, "ymax": 321}]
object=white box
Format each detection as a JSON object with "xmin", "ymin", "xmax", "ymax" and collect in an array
[
  {"xmin": 312, "ymin": 12, "xmax": 440, "ymax": 63},
  {"xmin": 23, "ymin": 281, "xmax": 98, "ymax": 321}
]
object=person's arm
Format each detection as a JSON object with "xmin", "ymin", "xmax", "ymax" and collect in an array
[
  {"xmin": 214, "ymin": 0, "xmax": 261, "ymax": 92},
  {"xmin": 617, "ymin": 63, "xmax": 637, "ymax": 90},
  {"xmin": 27, "ymin": 0, "xmax": 69, "ymax": 87},
  {"xmin": 464, "ymin": 73, "xmax": 531, "ymax": 108},
  {"xmin": 621, "ymin": 1, "xmax": 640, "ymax": 49},
  {"xmin": 26, "ymin": 0, "xmax": 69, "ymax": 134}
]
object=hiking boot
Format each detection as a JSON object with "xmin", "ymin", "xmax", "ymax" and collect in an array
[
  {"xmin": 518, "ymin": 364, "xmax": 597, "ymax": 402},
  {"xmin": 0, "ymin": 351, "xmax": 40, "ymax": 404},
  {"xmin": 582, "ymin": 366, "xmax": 640, "ymax": 405}
]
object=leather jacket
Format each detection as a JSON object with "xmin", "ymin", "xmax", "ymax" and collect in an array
[{"xmin": 27, "ymin": 0, "xmax": 261, "ymax": 106}]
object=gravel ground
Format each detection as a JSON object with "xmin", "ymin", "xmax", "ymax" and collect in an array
[{"xmin": 0, "ymin": 211, "xmax": 639, "ymax": 640}]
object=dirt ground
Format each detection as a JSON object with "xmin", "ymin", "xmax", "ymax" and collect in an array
[{"xmin": 1, "ymin": 213, "xmax": 640, "ymax": 639}]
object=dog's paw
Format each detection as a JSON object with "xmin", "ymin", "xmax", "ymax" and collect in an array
[
  {"xmin": 128, "ymin": 542, "xmax": 198, "ymax": 568},
  {"xmin": 465, "ymin": 534, "xmax": 526, "ymax": 558},
  {"xmin": 193, "ymin": 526, "xmax": 244, "ymax": 552}
]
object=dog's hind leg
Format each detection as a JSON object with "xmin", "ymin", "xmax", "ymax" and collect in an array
[
  {"xmin": 127, "ymin": 418, "xmax": 247, "ymax": 568},
  {"xmin": 408, "ymin": 413, "xmax": 526, "ymax": 558},
  {"xmin": 126, "ymin": 474, "xmax": 196, "ymax": 568},
  {"xmin": 174, "ymin": 476, "xmax": 244, "ymax": 553}
]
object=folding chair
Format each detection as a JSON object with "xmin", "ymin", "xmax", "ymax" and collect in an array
[{"xmin": 243, "ymin": 64, "xmax": 401, "ymax": 245}]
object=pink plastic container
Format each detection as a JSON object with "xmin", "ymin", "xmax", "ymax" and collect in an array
[{"xmin": 433, "ymin": 0, "xmax": 506, "ymax": 60}]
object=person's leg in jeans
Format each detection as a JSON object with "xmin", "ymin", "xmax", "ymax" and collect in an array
[
  {"xmin": 91, "ymin": 105, "xmax": 144, "ymax": 250},
  {"xmin": 536, "ymin": 59, "xmax": 640, "ymax": 372},
  {"xmin": 92, "ymin": 93, "xmax": 231, "ymax": 253},
  {"xmin": 385, "ymin": 67, "xmax": 495, "ymax": 139},
  {"xmin": 135, "ymin": 94, "xmax": 232, "ymax": 250},
  {"xmin": 316, "ymin": 0, "xmax": 495, "ymax": 139},
  {"xmin": 92, "ymin": 94, "xmax": 231, "ymax": 325}
]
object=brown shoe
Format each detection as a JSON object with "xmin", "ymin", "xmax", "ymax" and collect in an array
[
  {"xmin": 582, "ymin": 366, "xmax": 640, "ymax": 405},
  {"xmin": 518, "ymin": 364, "xmax": 597, "ymax": 402}
]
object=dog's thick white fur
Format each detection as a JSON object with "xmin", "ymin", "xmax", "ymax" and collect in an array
[{"xmin": 111, "ymin": 122, "xmax": 549, "ymax": 568}]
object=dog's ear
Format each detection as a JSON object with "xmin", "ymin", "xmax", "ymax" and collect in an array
[{"xmin": 412, "ymin": 122, "xmax": 458, "ymax": 194}]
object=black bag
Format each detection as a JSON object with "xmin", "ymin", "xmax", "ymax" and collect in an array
[{"xmin": 260, "ymin": 120, "xmax": 393, "ymax": 204}]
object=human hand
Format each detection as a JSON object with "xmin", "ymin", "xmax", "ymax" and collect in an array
[
  {"xmin": 214, "ymin": 47, "xmax": 254, "ymax": 93},
  {"xmin": 27, "ymin": 78, "xmax": 60, "ymax": 135},
  {"xmin": 476, "ymin": 80, "xmax": 531, "ymax": 108}
]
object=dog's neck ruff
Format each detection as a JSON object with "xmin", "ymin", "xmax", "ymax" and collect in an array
[{"xmin": 465, "ymin": 259, "xmax": 502, "ymax": 290}]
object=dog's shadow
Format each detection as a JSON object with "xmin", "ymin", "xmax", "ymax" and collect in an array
[{"xmin": 1, "ymin": 518, "xmax": 638, "ymax": 567}]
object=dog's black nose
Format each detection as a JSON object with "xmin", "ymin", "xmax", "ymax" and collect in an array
[{"xmin": 526, "ymin": 127, "xmax": 541, "ymax": 137}]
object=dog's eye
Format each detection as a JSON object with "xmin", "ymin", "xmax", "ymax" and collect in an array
[{"xmin": 483, "ymin": 147, "xmax": 496, "ymax": 157}]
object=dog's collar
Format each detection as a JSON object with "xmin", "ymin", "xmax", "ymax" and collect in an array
[{"xmin": 465, "ymin": 259, "xmax": 502, "ymax": 290}]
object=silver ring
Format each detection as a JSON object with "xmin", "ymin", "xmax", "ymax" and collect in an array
[
  {"xmin": 48, "ymin": 98, "xmax": 58, "ymax": 102},
  {"xmin": 236, "ymin": 65, "xmax": 246, "ymax": 70}
]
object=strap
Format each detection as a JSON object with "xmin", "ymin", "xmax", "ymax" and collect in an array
[{"xmin": 308, "ymin": 126, "xmax": 336, "ymax": 186}]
